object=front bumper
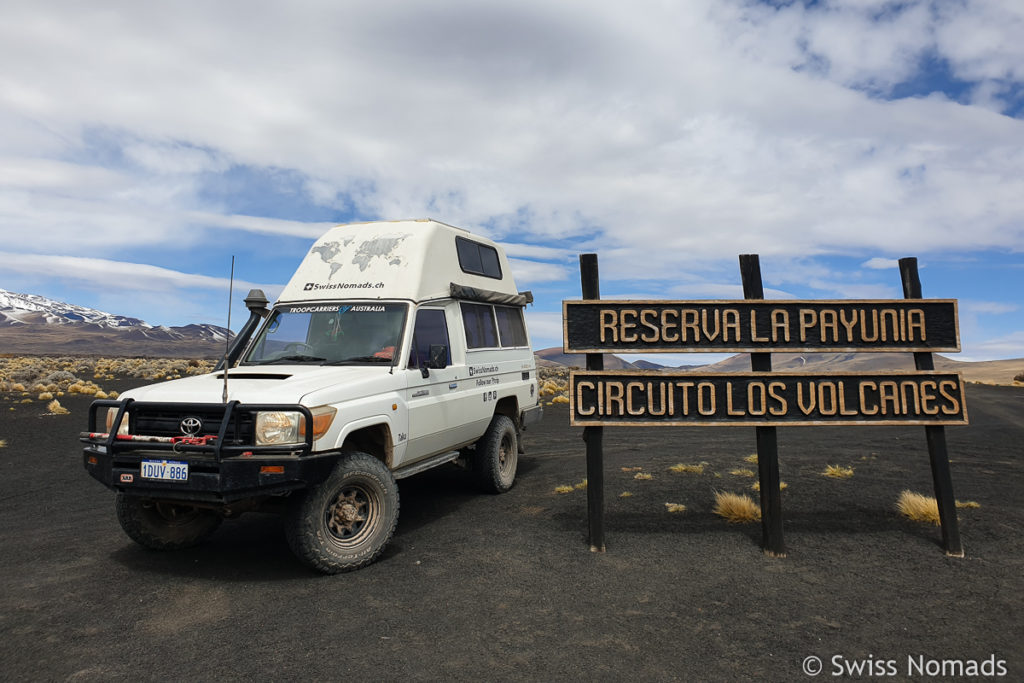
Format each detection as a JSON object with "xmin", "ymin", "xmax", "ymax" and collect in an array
[{"xmin": 80, "ymin": 399, "xmax": 338, "ymax": 504}]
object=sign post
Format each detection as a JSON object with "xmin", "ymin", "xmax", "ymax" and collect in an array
[
  {"xmin": 580, "ymin": 254, "xmax": 606, "ymax": 552},
  {"xmin": 900, "ymin": 257, "xmax": 964, "ymax": 557},
  {"xmin": 740, "ymin": 255, "xmax": 785, "ymax": 556}
]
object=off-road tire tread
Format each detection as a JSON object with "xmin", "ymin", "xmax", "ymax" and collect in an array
[
  {"xmin": 115, "ymin": 494, "xmax": 222, "ymax": 551},
  {"xmin": 284, "ymin": 451, "xmax": 399, "ymax": 574},
  {"xmin": 475, "ymin": 414, "xmax": 518, "ymax": 494}
]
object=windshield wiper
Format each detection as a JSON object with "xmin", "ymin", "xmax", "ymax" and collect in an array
[
  {"xmin": 256, "ymin": 354, "xmax": 327, "ymax": 365},
  {"xmin": 323, "ymin": 355, "xmax": 394, "ymax": 365}
]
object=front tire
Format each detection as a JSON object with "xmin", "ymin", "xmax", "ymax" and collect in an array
[
  {"xmin": 474, "ymin": 414, "xmax": 518, "ymax": 494},
  {"xmin": 285, "ymin": 452, "xmax": 399, "ymax": 574},
  {"xmin": 115, "ymin": 494, "xmax": 222, "ymax": 550}
]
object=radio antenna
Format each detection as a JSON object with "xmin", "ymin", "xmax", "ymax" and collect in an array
[{"xmin": 222, "ymin": 255, "xmax": 235, "ymax": 404}]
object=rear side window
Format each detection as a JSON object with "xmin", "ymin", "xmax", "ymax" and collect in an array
[
  {"xmin": 495, "ymin": 306, "xmax": 528, "ymax": 347},
  {"xmin": 456, "ymin": 237, "xmax": 502, "ymax": 279},
  {"xmin": 461, "ymin": 302, "xmax": 499, "ymax": 349}
]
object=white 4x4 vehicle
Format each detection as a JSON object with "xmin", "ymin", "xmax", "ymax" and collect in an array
[{"xmin": 81, "ymin": 219, "xmax": 542, "ymax": 573}]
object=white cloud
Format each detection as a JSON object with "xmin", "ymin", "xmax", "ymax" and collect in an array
[
  {"xmin": 961, "ymin": 300, "xmax": 1019, "ymax": 315},
  {"xmin": 862, "ymin": 257, "xmax": 901, "ymax": 270},
  {"xmin": 0, "ymin": 1, "xmax": 1021, "ymax": 356},
  {"xmin": 0, "ymin": 251, "xmax": 264, "ymax": 293}
]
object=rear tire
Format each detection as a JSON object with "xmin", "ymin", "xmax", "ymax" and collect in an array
[
  {"xmin": 115, "ymin": 494, "xmax": 222, "ymax": 550},
  {"xmin": 474, "ymin": 414, "xmax": 518, "ymax": 493},
  {"xmin": 285, "ymin": 452, "xmax": 399, "ymax": 574}
]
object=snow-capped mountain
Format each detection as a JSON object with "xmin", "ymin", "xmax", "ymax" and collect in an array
[{"xmin": 0, "ymin": 288, "xmax": 232, "ymax": 357}]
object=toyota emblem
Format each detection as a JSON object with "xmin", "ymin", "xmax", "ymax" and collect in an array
[{"xmin": 180, "ymin": 416, "xmax": 203, "ymax": 435}]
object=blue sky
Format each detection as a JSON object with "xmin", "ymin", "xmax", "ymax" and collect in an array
[{"xmin": 1, "ymin": 0, "xmax": 1022, "ymax": 362}]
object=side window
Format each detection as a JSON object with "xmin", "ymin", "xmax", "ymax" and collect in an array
[
  {"xmin": 461, "ymin": 302, "xmax": 499, "ymax": 349},
  {"xmin": 408, "ymin": 308, "xmax": 451, "ymax": 369},
  {"xmin": 495, "ymin": 306, "xmax": 528, "ymax": 348},
  {"xmin": 456, "ymin": 237, "xmax": 502, "ymax": 279}
]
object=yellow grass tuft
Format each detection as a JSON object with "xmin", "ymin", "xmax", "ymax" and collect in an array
[
  {"xmin": 633, "ymin": 472, "xmax": 653, "ymax": 481},
  {"xmin": 744, "ymin": 453, "xmax": 758, "ymax": 464},
  {"xmin": 0, "ymin": 439, "xmax": 6, "ymax": 448},
  {"xmin": 668, "ymin": 463, "xmax": 704, "ymax": 474},
  {"xmin": 38, "ymin": 391, "xmax": 54, "ymax": 401},
  {"xmin": 619, "ymin": 491, "xmax": 633, "ymax": 498},
  {"xmin": 823, "ymin": 465, "xmax": 855, "ymax": 479},
  {"xmin": 729, "ymin": 468, "xmax": 755, "ymax": 477},
  {"xmin": 551, "ymin": 395, "xmax": 569, "ymax": 404},
  {"xmin": 664, "ymin": 503, "xmax": 687, "ymax": 513},
  {"xmin": 956, "ymin": 500, "xmax": 981, "ymax": 509},
  {"xmin": 713, "ymin": 491, "xmax": 761, "ymax": 523},
  {"xmin": 896, "ymin": 490, "xmax": 940, "ymax": 525},
  {"xmin": 554, "ymin": 485, "xmax": 574, "ymax": 494},
  {"xmin": 47, "ymin": 399, "xmax": 70, "ymax": 415},
  {"xmin": 621, "ymin": 466, "xmax": 644, "ymax": 472},
  {"xmin": 574, "ymin": 479, "xmax": 588, "ymax": 490}
]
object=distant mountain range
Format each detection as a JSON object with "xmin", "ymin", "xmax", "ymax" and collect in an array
[
  {"xmin": 1, "ymin": 289, "xmax": 1020, "ymax": 384},
  {"xmin": 0, "ymin": 289, "xmax": 231, "ymax": 357},
  {"xmin": 534, "ymin": 348, "xmax": 1024, "ymax": 386}
]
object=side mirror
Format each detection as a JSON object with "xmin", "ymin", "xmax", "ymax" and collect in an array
[{"xmin": 429, "ymin": 344, "xmax": 449, "ymax": 370}]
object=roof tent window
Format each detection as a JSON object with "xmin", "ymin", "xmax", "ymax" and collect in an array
[{"xmin": 456, "ymin": 236, "xmax": 502, "ymax": 279}]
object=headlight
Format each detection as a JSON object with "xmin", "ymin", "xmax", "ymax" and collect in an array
[
  {"xmin": 255, "ymin": 411, "xmax": 302, "ymax": 445},
  {"xmin": 105, "ymin": 407, "xmax": 129, "ymax": 436},
  {"xmin": 255, "ymin": 406, "xmax": 337, "ymax": 445}
]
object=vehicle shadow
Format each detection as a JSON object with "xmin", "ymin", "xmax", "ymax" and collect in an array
[{"xmin": 107, "ymin": 458, "xmax": 543, "ymax": 580}]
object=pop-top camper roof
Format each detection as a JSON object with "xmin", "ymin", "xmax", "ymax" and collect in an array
[{"xmin": 277, "ymin": 219, "xmax": 532, "ymax": 306}]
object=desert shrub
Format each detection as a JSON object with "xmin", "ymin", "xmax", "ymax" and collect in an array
[
  {"xmin": 47, "ymin": 399, "xmax": 70, "ymax": 415},
  {"xmin": 1014, "ymin": 371, "xmax": 1024, "ymax": 383},
  {"xmin": 38, "ymin": 392, "xmax": 54, "ymax": 401},
  {"xmin": 713, "ymin": 491, "xmax": 761, "ymax": 523},
  {"xmin": 823, "ymin": 465, "xmax": 855, "ymax": 479},
  {"xmin": 896, "ymin": 491, "xmax": 940, "ymax": 525},
  {"xmin": 10, "ymin": 383, "xmax": 26, "ymax": 393},
  {"xmin": 669, "ymin": 463, "xmax": 704, "ymax": 474},
  {"xmin": 10, "ymin": 364, "xmax": 44, "ymax": 385}
]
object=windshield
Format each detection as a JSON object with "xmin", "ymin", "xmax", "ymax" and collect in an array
[{"xmin": 243, "ymin": 303, "xmax": 408, "ymax": 365}]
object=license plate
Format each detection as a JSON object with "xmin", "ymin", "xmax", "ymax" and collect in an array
[{"xmin": 140, "ymin": 460, "xmax": 189, "ymax": 482}]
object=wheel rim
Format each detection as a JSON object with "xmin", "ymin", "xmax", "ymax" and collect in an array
[
  {"xmin": 324, "ymin": 483, "xmax": 380, "ymax": 548},
  {"xmin": 498, "ymin": 433, "xmax": 516, "ymax": 479}
]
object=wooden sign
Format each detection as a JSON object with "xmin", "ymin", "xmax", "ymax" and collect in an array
[
  {"xmin": 563, "ymin": 300, "xmax": 960, "ymax": 353},
  {"xmin": 569, "ymin": 371, "xmax": 968, "ymax": 427},
  {"xmin": 567, "ymin": 253, "xmax": 966, "ymax": 558}
]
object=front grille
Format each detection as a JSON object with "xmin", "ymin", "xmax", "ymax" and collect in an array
[{"xmin": 132, "ymin": 405, "xmax": 254, "ymax": 444}]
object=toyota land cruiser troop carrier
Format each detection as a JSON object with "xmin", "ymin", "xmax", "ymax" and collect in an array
[{"xmin": 81, "ymin": 219, "xmax": 542, "ymax": 573}]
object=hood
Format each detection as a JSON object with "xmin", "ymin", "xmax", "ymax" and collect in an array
[{"xmin": 119, "ymin": 365, "xmax": 403, "ymax": 406}]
